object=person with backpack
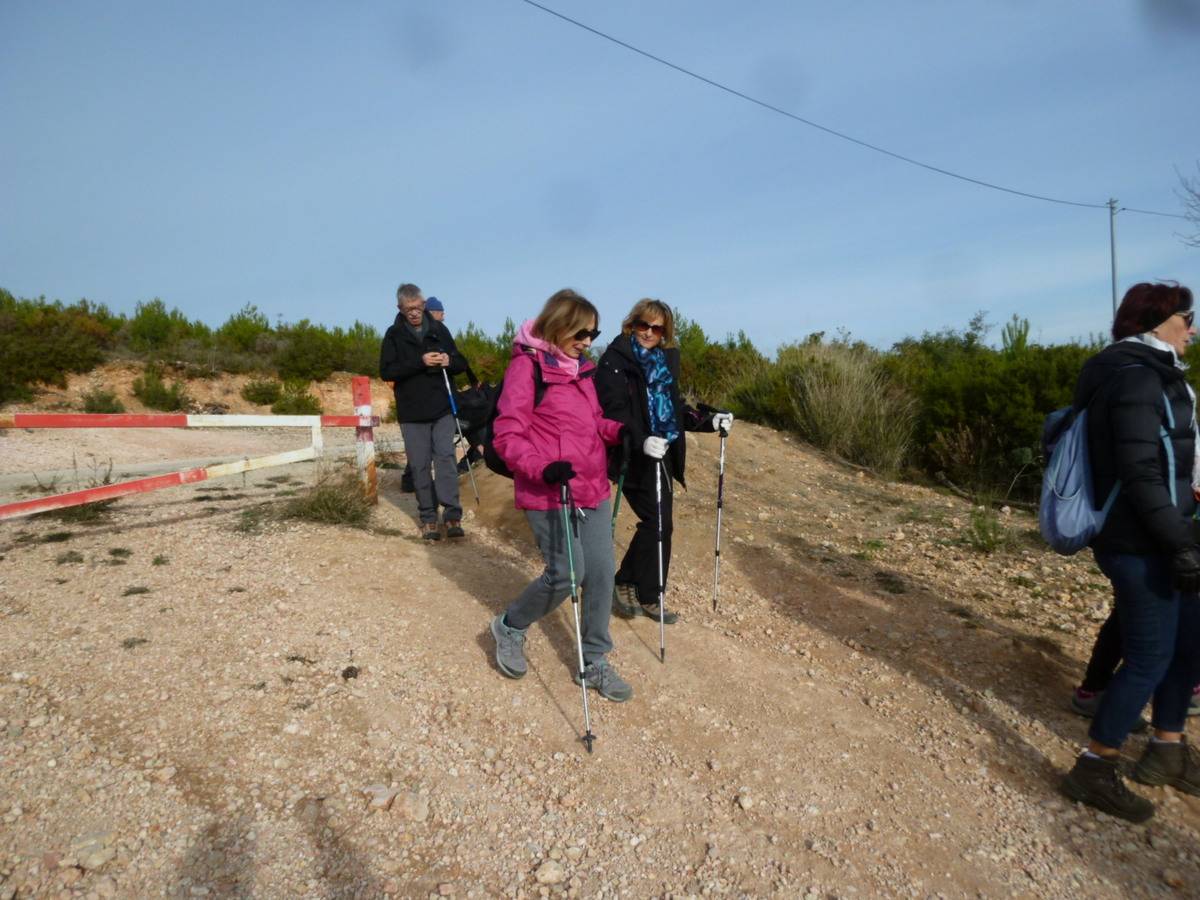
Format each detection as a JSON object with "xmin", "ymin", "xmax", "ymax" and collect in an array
[
  {"xmin": 379, "ymin": 283, "xmax": 469, "ymax": 541},
  {"xmin": 595, "ymin": 299, "xmax": 733, "ymax": 622},
  {"xmin": 1059, "ymin": 281, "xmax": 1200, "ymax": 823},
  {"xmin": 488, "ymin": 289, "xmax": 634, "ymax": 701}
]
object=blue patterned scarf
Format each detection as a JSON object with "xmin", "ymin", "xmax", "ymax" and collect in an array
[{"xmin": 632, "ymin": 340, "xmax": 679, "ymax": 444}]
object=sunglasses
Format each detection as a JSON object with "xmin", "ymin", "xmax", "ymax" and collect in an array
[
  {"xmin": 572, "ymin": 328, "xmax": 601, "ymax": 342},
  {"xmin": 633, "ymin": 320, "xmax": 666, "ymax": 337},
  {"xmin": 1176, "ymin": 310, "xmax": 1195, "ymax": 327}
]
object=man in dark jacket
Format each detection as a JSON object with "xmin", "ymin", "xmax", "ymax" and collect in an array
[{"xmin": 379, "ymin": 283, "xmax": 468, "ymax": 540}]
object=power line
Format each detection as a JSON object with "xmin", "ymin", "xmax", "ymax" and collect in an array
[{"xmin": 518, "ymin": 0, "xmax": 1189, "ymax": 221}]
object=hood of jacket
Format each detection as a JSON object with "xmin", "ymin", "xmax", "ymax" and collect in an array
[
  {"xmin": 1076, "ymin": 337, "xmax": 1185, "ymax": 410},
  {"xmin": 512, "ymin": 318, "xmax": 592, "ymax": 382}
]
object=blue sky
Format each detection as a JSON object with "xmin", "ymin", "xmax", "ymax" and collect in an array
[{"xmin": 2, "ymin": 0, "xmax": 1198, "ymax": 351}]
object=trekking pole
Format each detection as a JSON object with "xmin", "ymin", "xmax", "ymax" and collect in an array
[
  {"xmin": 440, "ymin": 367, "xmax": 480, "ymax": 505},
  {"xmin": 561, "ymin": 481, "xmax": 596, "ymax": 754},
  {"xmin": 610, "ymin": 444, "xmax": 630, "ymax": 537},
  {"xmin": 655, "ymin": 459, "xmax": 667, "ymax": 664},
  {"xmin": 713, "ymin": 424, "xmax": 728, "ymax": 612}
]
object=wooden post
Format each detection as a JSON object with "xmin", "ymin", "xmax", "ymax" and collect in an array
[{"xmin": 352, "ymin": 376, "xmax": 378, "ymax": 504}]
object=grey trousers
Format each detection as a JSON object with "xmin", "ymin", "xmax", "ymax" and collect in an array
[
  {"xmin": 505, "ymin": 499, "xmax": 615, "ymax": 665},
  {"xmin": 400, "ymin": 414, "xmax": 462, "ymax": 523}
]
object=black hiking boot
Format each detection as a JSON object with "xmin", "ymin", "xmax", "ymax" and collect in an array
[
  {"xmin": 1061, "ymin": 754, "xmax": 1154, "ymax": 822},
  {"xmin": 1133, "ymin": 737, "xmax": 1200, "ymax": 795},
  {"xmin": 421, "ymin": 522, "xmax": 442, "ymax": 541}
]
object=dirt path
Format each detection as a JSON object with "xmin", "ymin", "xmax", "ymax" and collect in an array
[{"xmin": 2, "ymin": 394, "xmax": 1200, "ymax": 897}]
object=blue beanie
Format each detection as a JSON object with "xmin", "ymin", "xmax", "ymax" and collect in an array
[{"xmin": 425, "ymin": 296, "xmax": 444, "ymax": 312}]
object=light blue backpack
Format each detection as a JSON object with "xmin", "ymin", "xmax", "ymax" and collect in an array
[{"xmin": 1039, "ymin": 369, "xmax": 1176, "ymax": 556}]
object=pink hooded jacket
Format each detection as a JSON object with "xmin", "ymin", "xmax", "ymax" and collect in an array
[{"xmin": 493, "ymin": 320, "xmax": 624, "ymax": 511}]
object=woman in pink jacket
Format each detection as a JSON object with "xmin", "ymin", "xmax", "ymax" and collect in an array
[{"xmin": 489, "ymin": 289, "xmax": 633, "ymax": 702}]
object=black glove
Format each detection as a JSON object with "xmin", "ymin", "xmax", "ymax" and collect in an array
[
  {"xmin": 1171, "ymin": 545, "xmax": 1200, "ymax": 593},
  {"xmin": 542, "ymin": 461, "xmax": 577, "ymax": 485},
  {"xmin": 620, "ymin": 427, "xmax": 635, "ymax": 462}
]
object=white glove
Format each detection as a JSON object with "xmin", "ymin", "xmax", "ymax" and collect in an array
[
  {"xmin": 643, "ymin": 436, "xmax": 668, "ymax": 459},
  {"xmin": 712, "ymin": 412, "xmax": 734, "ymax": 434}
]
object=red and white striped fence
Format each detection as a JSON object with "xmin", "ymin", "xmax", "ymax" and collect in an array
[{"xmin": 0, "ymin": 376, "xmax": 380, "ymax": 521}]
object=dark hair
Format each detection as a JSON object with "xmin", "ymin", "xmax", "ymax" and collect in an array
[{"xmin": 1112, "ymin": 282, "xmax": 1193, "ymax": 340}]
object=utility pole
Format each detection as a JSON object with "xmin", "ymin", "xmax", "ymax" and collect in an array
[{"xmin": 1108, "ymin": 198, "xmax": 1119, "ymax": 317}]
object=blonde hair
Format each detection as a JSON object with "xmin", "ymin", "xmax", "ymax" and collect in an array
[
  {"xmin": 621, "ymin": 298, "xmax": 675, "ymax": 347},
  {"xmin": 532, "ymin": 289, "xmax": 599, "ymax": 346}
]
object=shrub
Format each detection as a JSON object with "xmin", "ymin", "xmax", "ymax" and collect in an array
[
  {"xmin": 454, "ymin": 319, "xmax": 517, "ymax": 385},
  {"xmin": 0, "ymin": 290, "xmax": 115, "ymax": 403},
  {"xmin": 787, "ymin": 342, "xmax": 916, "ymax": 475},
  {"xmin": 81, "ymin": 388, "xmax": 125, "ymax": 413},
  {"xmin": 132, "ymin": 365, "xmax": 190, "ymax": 411},
  {"xmin": 964, "ymin": 505, "xmax": 1016, "ymax": 554},
  {"xmin": 126, "ymin": 298, "xmax": 208, "ymax": 351},
  {"xmin": 217, "ymin": 304, "xmax": 272, "ymax": 353},
  {"xmin": 241, "ymin": 378, "xmax": 283, "ymax": 405},
  {"xmin": 282, "ymin": 472, "xmax": 371, "ymax": 527},
  {"xmin": 275, "ymin": 319, "xmax": 341, "ymax": 381},
  {"xmin": 337, "ymin": 321, "xmax": 382, "ymax": 377},
  {"xmin": 271, "ymin": 380, "xmax": 322, "ymax": 415}
]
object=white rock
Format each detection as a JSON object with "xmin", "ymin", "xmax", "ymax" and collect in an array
[{"xmin": 534, "ymin": 860, "xmax": 566, "ymax": 885}]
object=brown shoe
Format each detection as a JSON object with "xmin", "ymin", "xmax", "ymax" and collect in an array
[
  {"xmin": 445, "ymin": 520, "xmax": 465, "ymax": 539},
  {"xmin": 422, "ymin": 522, "xmax": 442, "ymax": 541}
]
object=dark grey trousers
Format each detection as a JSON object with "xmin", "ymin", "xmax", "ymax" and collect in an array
[
  {"xmin": 400, "ymin": 414, "xmax": 462, "ymax": 523},
  {"xmin": 505, "ymin": 499, "xmax": 615, "ymax": 665}
]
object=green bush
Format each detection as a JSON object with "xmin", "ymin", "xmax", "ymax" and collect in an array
[
  {"xmin": 217, "ymin": 304, "xmax": 272, "ymax": 353},
  {"xmin": 271, "ymin": 380, "xmax": 322, "ymax": 415},
  {"xmin": 241, "ymin": 378, "xmax": 283, "ymax": 406},
  {"xmin": 454, "ymin": 319, "xmax": 517, "ymax": 385},
  {"xmin": 132, "ymin": 365, "xmax": 191, "ymax": 411},
  {"xmin": 0, "ymin": 290, "xmax": 116, "ymax": 403},
  {"xmin": 337, "ymin": 321, "xmax": 382, "ymax": 377},
  {"xmin": 282, "ymin": 472, "xmax": 371, "ymax": 527},
  {"xmin": 81, "ymin": 388, "xmax": 125, "ymax": 413},
  {"xmin": 275, "ymin": 320, "xmax": 341, "ymax": 381},
  {"xmin": 127, "ymin": 298, "xmax": 208, "ymax": 352}
]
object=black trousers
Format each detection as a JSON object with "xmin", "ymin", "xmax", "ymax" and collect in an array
[
  {"xmin": 1081, "ymin": 605, "xmax": 1123, "ymax": 693},
  {"xmin": 615, "ymin": 461, "xmax": 674, "ymax": 605}
]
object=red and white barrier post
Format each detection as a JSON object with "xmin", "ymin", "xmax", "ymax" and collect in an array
[{"xmin": 352, "ymin": 375, "xmax": 377, "ymax": 504}]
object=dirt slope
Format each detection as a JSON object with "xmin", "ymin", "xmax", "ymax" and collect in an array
[{"xmin": 2, "ymin": 374, "xmax": 1200, "ymax": 898}]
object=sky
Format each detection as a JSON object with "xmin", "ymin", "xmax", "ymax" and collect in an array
[{"xmin": 2, "ymin": 0, "xmax": 1199, "ymax": 352}]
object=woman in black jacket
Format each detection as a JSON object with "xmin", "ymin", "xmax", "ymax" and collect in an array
[
  {"xmin": 1060, "ymin": 281, "xmax": 1200, "ymax": 823},
  {"xmin": 596, "ymin": 299, "xmax": 733, "ymax": 622}
]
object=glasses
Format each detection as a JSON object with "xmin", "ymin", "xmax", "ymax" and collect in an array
[
  {"xmin": 633, "ymin": 320, "xmax": 666, "ymax": 337},
  {"xmin": 1176, "ymin": 310, "xmax": 1196, "ymax": 327},
  {"xmin": 572, "ymin": 328, "xmax": 601, "ymax": 342}
]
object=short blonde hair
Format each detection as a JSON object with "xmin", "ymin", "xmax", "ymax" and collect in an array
[
  {"xmin": 621, "ymin": 298, "xmax": 675, "ymax": 347},
  {"xmin": 532, "ymin": 289, "xmax": 599, "ymax": 346}
]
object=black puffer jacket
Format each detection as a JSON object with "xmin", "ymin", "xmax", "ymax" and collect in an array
[
  {"xmin": 1077, "ymin": 340, "xmax": 1196, "ymax": 555},
  {"xmin": 595, "ymin": 334, "xmax": 717, "ymax": 488},
  {"xmin": 378, "ymin": 313, "xmax": 467, "ymax": 424}
]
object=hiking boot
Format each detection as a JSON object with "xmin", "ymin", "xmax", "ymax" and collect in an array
[
  {"xmin": 421, "ymin": 522, "xmax": 442, "ymax": 541},
  {"xmin": 445, "ymin": 520, "xmax": 465, "ymax": 539},
  {"xmin": 1133, "ymin": 737, "xmax": 1200, "ymax": 796},
  {"xmin": 1070, "ymin": 688, "xmax": 1102, "ymax": 717},
  {"xmin": 456, "ymin": 458, "xmax": 471, "ymax": 475},
  {"xmin": 490, "ymin": 614, "xmax": 527, "ymax": 679},
  {"xmin": 1061, "ymin": 754, "xmax": 1154, "ymax": 823},
  {"xmin": 575, "ymin": 659, "xmax": 633, "ymax": 702},
  {"xmin": 639, "ymin": 601, "xmax": 678, "ymax": 624},
  {"xmin": 1069, "ymin": 688, "xmax": 1149, "ymax": 733},
  {"xmin": 612, "ymin": 583, "xmax": 641, "ymax": 619},
  {"xmin": 1189, "ymin": 685, "xmax": 1200, "ymax": 717}
]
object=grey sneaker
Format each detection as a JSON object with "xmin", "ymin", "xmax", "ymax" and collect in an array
[
  {"xmin": 575, "ymin": 660, "xmax": 633, "ymax": 702},
  {"xmin": 490, "ymin": 614, "xmax": 527, "ymax": 679},
  {"xmin": 1061, "ymin": 754, "xmax": 1154, "ymax": 823},
  {"xmin": 1133, "ymin": 737, "xmax": 1200, "ymax": 796}
]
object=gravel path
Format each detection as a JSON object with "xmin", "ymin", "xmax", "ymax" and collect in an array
[{"xmin": 2, "ymin": 402, "xmax": 1199, "ymax": 897}]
